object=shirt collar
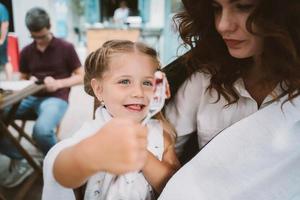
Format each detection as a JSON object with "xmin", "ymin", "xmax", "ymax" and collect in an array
[
  {"xmin": 262, "ymin": 82, "xmax": 288, "ymax": 105},
  {"xmin": 233, "ymin": 78, "xmax": 287, "ymax": 106},
  {"xmin": 47, "ymin": 35, "xmax": 57, "ymax": 48},
  {"xmin": 33, "ymin": 34, "xmax": 56, "ymax": 51},
  {"xmin": 233, "ymin": 78, "xmax": 251, "ymax": 98},
  {"xmin": 95, "ymin": 106, "xmax": 113, "ymax": 123}
]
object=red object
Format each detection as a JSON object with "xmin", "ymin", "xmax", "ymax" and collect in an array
[{"xmin": 7, "ymin": 33, "xmax": 20, "ymax": 72}]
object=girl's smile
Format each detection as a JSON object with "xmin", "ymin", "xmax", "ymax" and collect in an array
[{"xmin": 92, "ymin": 52, "xmax": 157, "ymax": 122}]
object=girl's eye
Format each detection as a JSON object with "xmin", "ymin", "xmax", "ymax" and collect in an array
[
  {"xmin": 143, "ymin": 80, "xmax": 153, "ymax": 87},
  {"xmin": 236, "ymin": 3, "xmax": 255, "ymax": 12},
  {"xmin": 118, "ymin": 79, "xmax": 130, "ymax": 85}
]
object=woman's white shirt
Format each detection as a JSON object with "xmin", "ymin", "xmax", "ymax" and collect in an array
[
  {"xmin": 160, "ymin": 91, "xmax": 300, "ymax": 200},
  {"xmin": 165, "ymin": 72, "xmax": 284, "ymax": 151},
  {"xmin": 161, "ymin": 72, "xmax": 300, "ymax": 200}
]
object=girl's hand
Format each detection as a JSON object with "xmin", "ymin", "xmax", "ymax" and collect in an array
[
  {"xmin": 141, "ymin": 131, "xmax": 180, "ymax": 193},
  {"xmin": 76, "ymin": 118, "xmax": 148, "ymax": 175}
]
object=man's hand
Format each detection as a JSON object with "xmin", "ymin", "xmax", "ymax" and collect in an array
[
  {"xmin": 29, "ymin": 76, "xmax": 38, "ymax": 82},
  {"xmin": 44, "ymin": 76, "xmax": 63, "ymax": 92}
]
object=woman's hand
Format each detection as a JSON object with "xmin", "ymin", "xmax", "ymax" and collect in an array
[
  {"xmin": 156, "ymin": 71, "xmax": 171, "ymax": 99},
  {"xmin": 165, "ymin": 77, "xmax": 171, "ymax": 99}
]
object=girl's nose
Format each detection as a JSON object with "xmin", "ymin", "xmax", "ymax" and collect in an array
[{"xmin": 132, "ymin": 84, "xmax": 144, "ymax": 98}]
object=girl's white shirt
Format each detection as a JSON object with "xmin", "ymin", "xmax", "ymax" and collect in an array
[
  {"xmin": 165, "ymin": 72, "xmax": 285, "ymax": 152},
  {"xmin": 42, "ymin": 107, "xmax": 164, "ymax": 200}
]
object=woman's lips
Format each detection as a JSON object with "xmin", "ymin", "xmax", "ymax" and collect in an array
[{"xmin": 224, "ymin": 39, "xmax": 244, "ymax": 49}]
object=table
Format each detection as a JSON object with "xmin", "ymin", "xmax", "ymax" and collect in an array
[
  {"xmin": 86, "ymin": 28, "xmax": 140, "ymax": 53},
  {"xmin": 0, "ymin": 81, "xmax": 45, "ymax": 199}
]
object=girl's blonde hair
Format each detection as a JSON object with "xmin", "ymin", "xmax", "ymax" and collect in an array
[
  {"xmin": 84, "ymin": 40, "xmax": 160, "ymax": 96},
  {"xmin": 84, "ymin": 40, "xmax": 176, "ymax": 142}
]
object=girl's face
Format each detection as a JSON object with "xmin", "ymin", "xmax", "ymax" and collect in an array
[
  {"xmin": 213, "ymin": 0, "xmax": 263, "ymax": 58},
  {"xmin": 92, "ymin": 52, "xmax": 157, "ymax": 122}
]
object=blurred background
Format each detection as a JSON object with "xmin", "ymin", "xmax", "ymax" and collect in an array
[
  {"xmin": 0, "ymin": 0, "xmax": 189, "ymax": 141},
  {"xmin": 2, "ymin": 0, "xmax": 187, "ymax": 66}
]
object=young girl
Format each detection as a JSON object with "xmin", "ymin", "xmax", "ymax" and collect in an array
[{"xmin": 42, "ymin": 40, "xmax": 180, "ymax": 200}]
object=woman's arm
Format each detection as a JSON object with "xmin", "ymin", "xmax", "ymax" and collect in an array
[
  {"xmin": 142, "ymin": 131, "xmax": 180, "ymax": 193},
  {"xmin": 53, "ymin": 118, "xmax": 148, "ymax": 188}
]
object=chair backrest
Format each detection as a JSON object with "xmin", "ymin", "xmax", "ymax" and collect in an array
[{"xmin": 7, "ymin": 33, "xmax": 20, "ymax": 72}]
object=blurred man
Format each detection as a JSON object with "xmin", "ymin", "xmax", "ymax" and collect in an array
[{"xmin": 0, "ymin": 7, "xmax": 83, "ymax": 188}]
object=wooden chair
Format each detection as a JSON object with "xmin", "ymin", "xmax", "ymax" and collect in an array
[
  {"xmin": 1, "ymin": 120, "xmax": 42, "ymax": 200},
  {"xmin": 0, "ymin": 192, "xmax": 7, "ymax": 200},
  {"xmin": 16, "ymin": 119, "xmax": 61, "ymax": 140}
]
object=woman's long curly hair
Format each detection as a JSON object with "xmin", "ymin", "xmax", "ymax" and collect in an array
[{"xmin": 174, "ymin": 0, "xmax": 300, "ymax": 104}]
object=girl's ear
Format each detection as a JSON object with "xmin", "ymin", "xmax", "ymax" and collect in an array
[{"xmin": 91, "ymin": 78, "xmax": 103, "ymax": 101}]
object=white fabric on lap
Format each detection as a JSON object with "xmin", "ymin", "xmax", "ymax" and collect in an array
[{"xmin": 159, "ymin": 95, "xmax": 300, "ymax": 200}]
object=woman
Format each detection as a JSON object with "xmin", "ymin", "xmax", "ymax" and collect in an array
[
  {"xmin": 159, "ymin": 0, "xmax": 300, "ymax": 199},
  {"xmin": 164, "ymin": 0, "xmax": 300, "ymax": 157}
]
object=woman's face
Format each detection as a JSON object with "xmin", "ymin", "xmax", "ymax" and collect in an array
[{"xmin": 212, "ymin": 0, "xmax": 263, "ymax": 58}]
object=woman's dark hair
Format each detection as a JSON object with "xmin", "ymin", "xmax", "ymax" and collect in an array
[
  {"xmin": 174, "ymin": 0, "xmax": 300, "ymax": 104},
  {"xmin": 25, "ymin": 7, "xmax": 50, "ymax": 32}
]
